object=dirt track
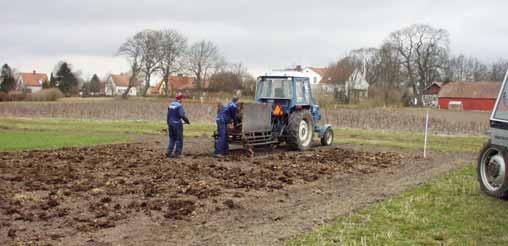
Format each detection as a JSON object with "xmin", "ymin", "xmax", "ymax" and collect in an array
[{"xmin": 0, "ymin": 138, "xmax": 474, "ymax": 245}]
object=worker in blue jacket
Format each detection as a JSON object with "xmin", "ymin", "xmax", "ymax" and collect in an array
[
  {"xmin": 166, "ymin": 93, "xmax": 190, "ymax": 158},
  {"xmin": 215, "ymin": 96, "xmax": 239, "ymax": 157}
]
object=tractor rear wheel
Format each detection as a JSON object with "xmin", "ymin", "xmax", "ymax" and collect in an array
[
  {"xmin": 478, "ymin": 141, "xmax": 508, "ymax": 199},
  {"xmin": 287, "ymin": 110, "xmax": 313, "ymax": 150}
]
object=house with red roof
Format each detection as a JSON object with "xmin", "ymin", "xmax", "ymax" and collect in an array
[
  {"xmin": 17, "ymin": 70, "xmax": 48, "ymax": 93},
  {"xmin": 153, "ymin": 74, "xmax": 199, "ymax": 95},
  {"xmin": 105, "ymin": 74, "xmax": 140, "ymax": 96}
]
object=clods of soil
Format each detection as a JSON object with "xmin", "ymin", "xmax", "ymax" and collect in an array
[{"xmin": 0, "ymin": 143, "xmax": 401, "ymax": 244}]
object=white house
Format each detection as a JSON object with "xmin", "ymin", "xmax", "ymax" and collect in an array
[
  {"xmin": 345, "ymin": 68, "xmax": 369, "ymax": 97},
  {"xmin": 327, "ymin": 68, "xmax": 369, "ymax": 102},
  {"xmin": 17, "ymin": 71, "xmax": 48, "ymax": 93},
  {"xmin": 105, "ymin": 74, "xmax": 138, "ymax": 96},
  {"xmin": 304, "ymin": 67, "xmax": 328, "ymax": 87},
  {"xmin": 269, "ymin": 66, "xmax": 329, "ymax": 87}
]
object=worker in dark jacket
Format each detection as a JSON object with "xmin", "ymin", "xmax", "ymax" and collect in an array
[
  {"xmin": 215, "ymin": 96, "xmax": 239, "ymax": 157},
  {"xmin": 167, "ymin": 93, "xmax": 190, "ymax": 158}
]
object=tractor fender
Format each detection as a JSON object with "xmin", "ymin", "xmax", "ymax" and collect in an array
[{"xmin": 318, "ymin": 124, "xmax": 333, "ymax": 138}]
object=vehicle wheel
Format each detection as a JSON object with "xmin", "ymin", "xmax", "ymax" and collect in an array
[
  {"xmin": 477, "ymin": 141, "xmax": 508, "ymax": 199},
  {"xmin": 287, "ymin": 110, "xmax": 313, "ymax": 150},
  {"xmin": 321, "ymin": 128, "xmax": 333, "ymax": 146}
]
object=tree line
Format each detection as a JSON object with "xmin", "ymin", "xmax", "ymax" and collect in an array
[
  {"xmin": 0, "ymin": 61, "xmax": 99, "ymax": 97},
  {"xmin": 326, "ymin": 24, "xmax": 508, "ymax": 106},
  {"xmin": 117, "ymin": 29, "xmax": 255, "ymax": 97},
  {"xmin": 1, "ymin": 29, "xmax": 255, "ymax": 98}
]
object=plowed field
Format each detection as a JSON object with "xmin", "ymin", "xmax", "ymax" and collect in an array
[{"xmin": 0, "ymin": 140, "xmax": 473, "ymax": 245}]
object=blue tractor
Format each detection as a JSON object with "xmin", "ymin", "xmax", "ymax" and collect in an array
[{"xmin": 228, "ymin": 75, "xmax": 333, "ymax": 150}]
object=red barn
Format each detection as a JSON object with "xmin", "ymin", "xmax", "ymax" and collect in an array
[
  {"xmin": 422, "ymin": 82, "xmax": 443, "ymax": 107},
  {"xmin": 438, "ymin": 81, "xmax": 501, "ymax": 111}
]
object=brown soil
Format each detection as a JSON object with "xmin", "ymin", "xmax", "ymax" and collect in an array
[{"xmin": 0, "ymin": 138, "xmax": 474, "ymax": 245}]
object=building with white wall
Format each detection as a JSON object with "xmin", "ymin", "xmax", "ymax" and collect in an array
[
  {"xmin": 17, "ymin": 71, "xmax": 48, "ymax": 93},
  {"xmin": 105, "ymin": 74, "xmax": 139, "ymax": 96}
]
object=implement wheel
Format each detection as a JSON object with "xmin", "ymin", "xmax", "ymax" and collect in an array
[{"xmin": 287, "ymin": 110, "xmax": 313, "ymax": 151}]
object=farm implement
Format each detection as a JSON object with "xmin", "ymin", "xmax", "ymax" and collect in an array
[{"xmin": 219, "ymin": 74, "xmax": 333, "ymax": 151}]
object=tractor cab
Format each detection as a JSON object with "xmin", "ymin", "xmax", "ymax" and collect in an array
[{"xmin": 255, "ymin": 76, "xmax": 321, "ymax": 126}]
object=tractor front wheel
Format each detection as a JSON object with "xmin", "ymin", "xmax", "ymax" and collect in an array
[
  {"xmin": 287, "ymin": 110, "xmax": 313, "ymax": 151},
  {"xmin": 321, "ymin": 128, "xmax": 333, "ymax": 146}
]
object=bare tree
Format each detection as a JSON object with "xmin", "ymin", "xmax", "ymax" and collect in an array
[
  {"xmin": 232, "ymin": 63, "xmax": 256, "ymax": 95},
  {"xmin": 136, "ymin": 30, "xmax": 162, "ymax": 96},
  {"xmin": 490, "ymin": 59, "xmax": 508, "ymax": 81},
  {"xmin": 370, "ymin": 43, "xmax": 403, "ymax": 89},
  {"xmin": 185, "ymin": 40, "xmax": 222, "ymax": 89},
  {"xmin": 325, "ymin": 57, "xmax": 355, "ymax": 85},
  {"xmin": 158, "ymin": 29, "xmax": 187, "ymax": 96},
  {"xmin": 117, "ymin": 32, "xmax": 144, "ymax": 98},
  {"xmin": 386, "ymin": 24, "xmax": 449, "ymax": 105},
  {"xmin": 348, "ymin": 48, "xmax": 379, "ymax": 83},
  {"xmin": 446, "ymin": 54, "xmax": 489, "ymax": 81}
]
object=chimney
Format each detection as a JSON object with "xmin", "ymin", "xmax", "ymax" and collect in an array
[
  {"xmin": 33, "ymin": 70, "xmax": 36, "ymax": 74},
  {"xmin": 295, "ymin": 65, "xmax": 302, "ymax": 72}
]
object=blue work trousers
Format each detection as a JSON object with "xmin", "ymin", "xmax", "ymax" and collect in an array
[
  {"xmin": 167, "ymin": 123, "xmax": 183, "ymax": 157},
  {"xmin": 215, "ymin": 119, "xmax": 229, "ymax": 155}
]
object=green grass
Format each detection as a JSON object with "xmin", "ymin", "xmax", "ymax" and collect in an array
[
  {"xmin": 0, "ymin": 130, "xmax": 128, "ymax": 151},
  {"xmin": 289, "ymin": 131, "xmax": 493, "ymax": 245},
  {"xmin": 0, "ymin": 117, "xmax": 215, "ymax": 151},
  {"xmin": 0, "ymin": 117, "xmax": 165, "ymax": 134},
  {"xmin": 0, "ymin": 117, "xmax": 486, "ymax": 153},
  {"xmin": 0, "ymin": 117, "xmax": 214, "ymax": 136},
  {"xmin": 289, "ymin": 164, "xmax": 508, "ymax": 245}
]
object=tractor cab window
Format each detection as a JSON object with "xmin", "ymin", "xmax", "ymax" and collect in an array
[
  {"xmin": 494, "ymin": 79, "xmax": 508, "ymax": 121},
  {"xmin": 304, "ymin": 80, "xmax": 312, "ymax": 103},
  {"xmin": 295, "ymin": 80, "xmax": 310, "ymax": 105},
  {"xmin": 257, "ymin": 78, "xmax": 292, "ymax": 99}
]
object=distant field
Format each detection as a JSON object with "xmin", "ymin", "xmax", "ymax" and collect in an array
[
  {"xmin": 0, "ymin": 98, "xmax": 217, "ymax": 123},
  {"xmin": 321, "ymin": 107, "xmax": 489, "ymax": 136},
  {"xmin": 0, "ymin": 97, "xmax": 490, "ymax": 135}
]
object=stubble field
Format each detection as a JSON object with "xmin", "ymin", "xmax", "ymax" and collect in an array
[{"xmin": 0, "ymin": 97, "xmax": 490, "ymax": 135}]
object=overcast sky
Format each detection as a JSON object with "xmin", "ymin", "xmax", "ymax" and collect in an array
[{"xmin": 1, "ymin": 0, "xmax": 507, "ymax": 80}]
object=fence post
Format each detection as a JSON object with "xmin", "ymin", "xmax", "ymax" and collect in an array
[{"xmin": 424, "ymin": 110, "xmax": 429, "ymax": 158}]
